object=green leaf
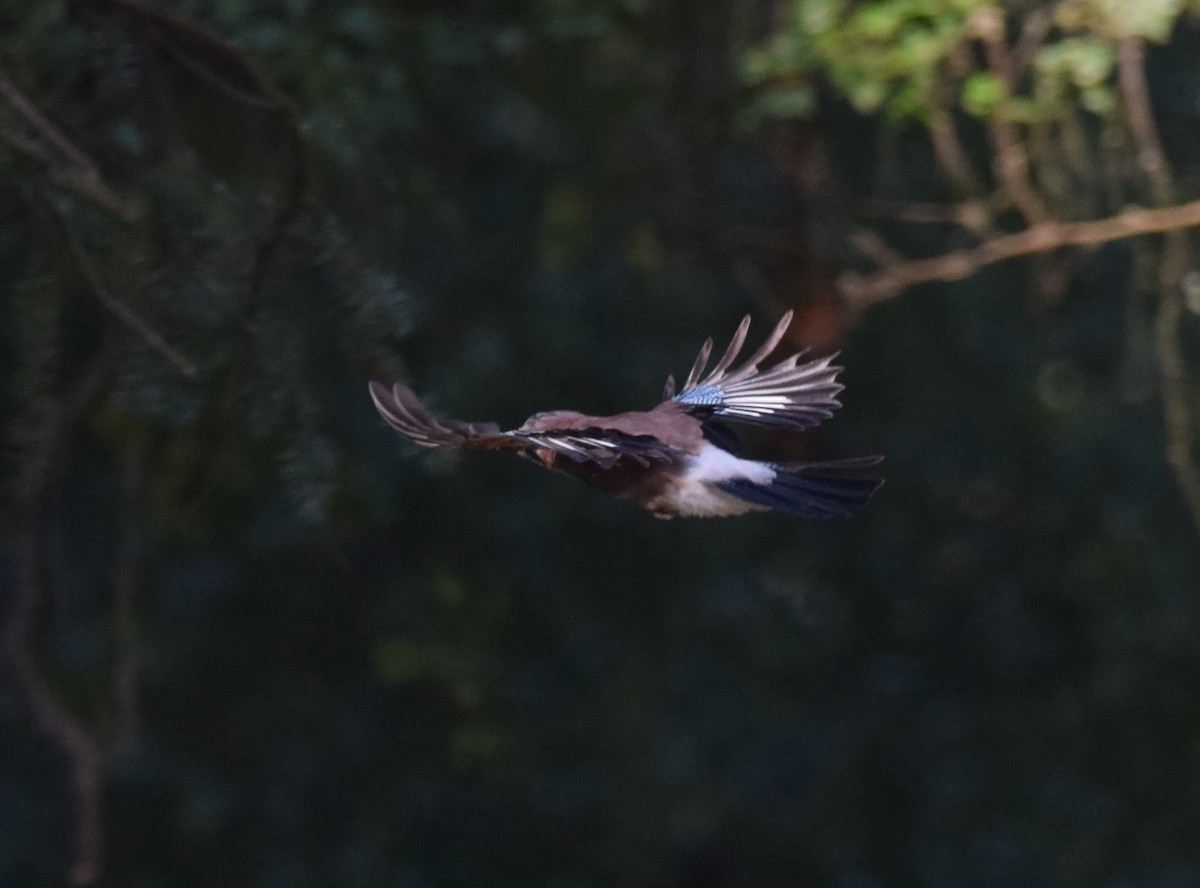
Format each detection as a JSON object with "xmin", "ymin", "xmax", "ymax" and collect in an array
[
  {"xmin": 796, "ymin": 0, "xmax": 841, "ymax": 35},
  {"xmin": 847, "ymin": 78, "xmax": 887, "ymax": 112},
  {"xmin": 755, "ymin": 85, "xmax": 817, "ymax": 119},
  {"xmin": 961, "ymin": 72, "xmax": 1004, "ymax": 117},
  {"xmin": 854, "ymin": 3, "xmax": 904, "ymax": 40},
  {"xmin": 1063, "ymin": 39, "xmax": 1116, "ymax": 88},
  {"xmin": 1081, "ymin": 84, "xmax": 1116, "ymax": 113}
]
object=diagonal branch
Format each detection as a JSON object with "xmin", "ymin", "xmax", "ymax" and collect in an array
[
  {"xmin": 55, "ymin": 207, "xmax": 198, "ymax": 378},
  {"xmin": 839, "ymin": 198, "xmax": 1200, "ymax": 308},
  {"xmin": 0, "ymin": 69, "xmax": 137, "ymax": 222},
  {"xmin": 0, "ymin": 70, "xmax": 98, "ymax": 172}
]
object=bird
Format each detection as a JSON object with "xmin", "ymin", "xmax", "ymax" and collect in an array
[{"xmin": 369, "ymin": 311, "xmax": 882, "ymax": 519}]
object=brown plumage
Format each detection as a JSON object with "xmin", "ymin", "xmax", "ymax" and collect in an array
[{"xmin": 369, "ymin": 311, "xmax": 881, "ymax": 519}]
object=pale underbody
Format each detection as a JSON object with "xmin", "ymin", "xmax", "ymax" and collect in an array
[{"xmin": 645, "ymin": 442, "xmax": 775, "ymax": 518}]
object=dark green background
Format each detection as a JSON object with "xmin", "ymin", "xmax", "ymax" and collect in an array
[{"xmin": 3, "ymin": 2, "xmax": 1200, "ymax": 886}]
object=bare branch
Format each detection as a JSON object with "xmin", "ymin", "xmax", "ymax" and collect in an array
[
  {"xmin": 1012, "ymin": 8, "xmax": 1054, "ymax": 77},
  {"xmin": 840, "ymin": 198, "xmax": 1200, "ymax": 307},
  {"xmin": 106, "ymin": 0, "xmax": 309, "ymax": 307},
  {"xmin": 1154, "ymin": 237, "xmax": 1200, "ymax": 538},
  {"xmin": 4, "ymin": 341, "xmax": 121, "ymax": 886},
  {"xmin": 153, "ymin": 38, "xmax": 285, "ymax": 109},
  {"xmin": 928, "ymin": 106, "xmax": 983, "ymax": 197},
  {"xmin": 848, "ymin": 228, "xmax": 905, "ymax": 269},
  {"xmin": 0, "ymin": 70, "xmax": 97, "ymax": 171},
  {"xmin": 970, "ymin": 8, "xmax": 1049, "ymax": 224},
  {"xmin": 859, "ymin": 199, "xmax": 992, "ymax": 233},
  {"xmin": 13, "ymin": 339, "xmax": 122, "ymax": 501},
  {"xmin": 111, "ymin": 433, "xmax": 146, "ymax": 752},
  {"xmin": 56, "ymin": 209, "xmax": 198, "ymax": 378},
  {"xmin": 6, "ymin": 517, "xmax": 107, "ymax": 886},
  {"xmin": 1118, "ymin": 37, "xmax": 1200, "ymax": 538},
  {"xmin": 0, "ymin": 70, "xmax": 137, "ymax": 222},
  {"xmin": 1119, "ymin": 38, "xmax": 1173, "ymax": 206}
]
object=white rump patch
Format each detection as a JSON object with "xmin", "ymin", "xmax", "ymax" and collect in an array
[{"xmin": 658, "ymin": 443, "xmax": 776, "ymax": 517}]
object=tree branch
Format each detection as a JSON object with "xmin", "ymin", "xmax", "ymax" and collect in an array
[
  {"xmin": 107, "ymin": 0, "xmax": 309, "ymax": 308},
  {"xmin": 928, "ymin": 105, "xmax": 983, "ymax": 198},
  {"xmin": 4, "ymin": 340, "xmax": 121, "ymax": 886},
  {"xmin": 6, "ymin": 511, "xmax": 107, "ymax": 886},
  {"xmin": 0, "ymin": 70, "xmax": 98, "ymax": 172},
  {"xmin": 55, "ymin": 208, "xmax": 198, "ymax": 378},
  {"xmin": 971, "ymin": 8, "xmax": 1049, "ymax": 224},
  {"xmin": 858, "ymin": 199, "xmax": 991, "ymax": 233},
  {"xmin": 1118, "ymin": 37, "xmax": 1200, "ymax": 539},
  {"xmin": 840, "ymin": 198, "xmax": 1200, "ymax": 308},
  {"xmin": 1119, "ymin": 39, "xmax": 1173, "ymax": 207},
  {"xmin": 111, "ymin": 431, "xmax": 145, "ymax": 752},
  {"xmin": 0, "ymin": 69, "xmax": 137, "ymax": 222}
]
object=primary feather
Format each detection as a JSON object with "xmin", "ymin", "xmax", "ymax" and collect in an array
[
  {"xmin": 368, "ymin": 381, "xmax": 681, "ymax": 467},
  {"xmin": 672, "ymin": 310, "xmax": 845, "ymax": 431}
]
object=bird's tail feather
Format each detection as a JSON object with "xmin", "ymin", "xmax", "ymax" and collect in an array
[{"xmin": 717, "ymin": 456, "xmax": 882, "ymax": 518}]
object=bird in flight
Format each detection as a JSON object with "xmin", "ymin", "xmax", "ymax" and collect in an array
[{"xmin": 369, "ymin": 311, "xmax": 881, "ymax": 519}]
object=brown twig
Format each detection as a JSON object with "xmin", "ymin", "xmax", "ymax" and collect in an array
[
  {"xmin": 153, "ymin": 37, "xmax": 284, "ymax": 109},
  {"xmin": 1119, "ymin": 38, "xmax": 1173, "ymax": 207},
  {"xmin": 4, "ymin": 340, "xmax": 122, "ymax": 886},
  {"xmin": 0, "ymin": 72, "xmax": 137, "ymax": 222},
  {"xmin": 111, "ymin": 430, "xmax": 145, "ymax": 751},
  {"xmin": 848, "ymin": 227, "xmax": 905, "ymax": 269},
  {"xmin": 930, "ymin": 43, "xmax": 984, "ymax": 199},
  {"xmin": 839, "ymin": 198, "xmax": 1200, "ymax": 307},
  {"xmin": 107, "ymin": 0, "xmax": 309, "ymax": 307},
  {"xmin": 13, "ymin": 338, "xmax": 122, "ymax": 500},
  {"xmin": 928, "ymin": 107, "xmax": 983, "ymax": 198},
  {"xmin": 971, "ymin": 8, "xmax": 1049, "ymax": 224},
  {"xmin": 1118, "ymin": 37, "xmax": 1200, "ymax": 538},
  {"xmin": 1011, "ymin": 8, "xmax": 1054, "ymax": 77},
  {"xmin": 0, "ymin": 70, "xmax": 98, "ymax": 171},
  {"xmin": 7, "ymin": 512, "xmax": 106, "ymax": 886},
  {"xmin": 859, "ymin": 199, "xmax": 992, "ymax": 233},
  {"xmin": 55, "ymin": 207, "xmax": 198, "ymax": 378}
]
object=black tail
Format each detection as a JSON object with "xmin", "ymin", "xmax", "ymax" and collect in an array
[{"xmin": 717, "ymin": 456, "xmax": 883, "ymax": 518}]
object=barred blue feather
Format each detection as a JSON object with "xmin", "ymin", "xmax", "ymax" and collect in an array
[{"xmin": 670, "ymin": 311, "xmax": 845, "ymax": 431}]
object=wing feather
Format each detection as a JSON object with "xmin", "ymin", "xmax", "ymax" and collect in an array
[
  {"xmin": 518, "ymin": 427, "xmax": 679, "ymax": 467},
  {"xmin": 370, "ymin": 381, "xmax": 681, "ymax": 467},
  {"xmin": 682, "ymin": 337, "xmax": 714, "ymax": 391},
  {"xmin": 670, "ymin": 312, "xmax": 846, "ymax": 431},
  {"xmin": 369, "ymin": 381, "xmax": 518, "ymax": 449}
]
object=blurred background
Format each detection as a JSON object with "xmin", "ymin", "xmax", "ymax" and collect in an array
[{"xmin": 3, "ymin": 1, "xmax": 1200, "ymax": 885}]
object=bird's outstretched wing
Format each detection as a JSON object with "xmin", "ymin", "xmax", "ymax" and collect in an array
[
  {"xmin": 515, "ymin": 425, "xmax": 680, "ymax": 468},
  {"xmin": 666, "ymin": 311, "xmax": 844, "ymax": 431},
  {"xmin": 369, "ymin": 381, "xmax": 518, "ymax": 449},
  {"xmin": 369, "ymin": 382, "xmax": 680, "ymax": 468}
]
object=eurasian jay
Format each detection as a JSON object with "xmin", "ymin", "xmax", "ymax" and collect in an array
[{"xmin": 369, "ymin": 312, "xmax": 881, "ymax": 519}]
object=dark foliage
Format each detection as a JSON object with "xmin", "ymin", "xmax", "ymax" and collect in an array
[{"xmin": 2, "ymin": 2, "xmax": 1200, "ymax": 887}]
